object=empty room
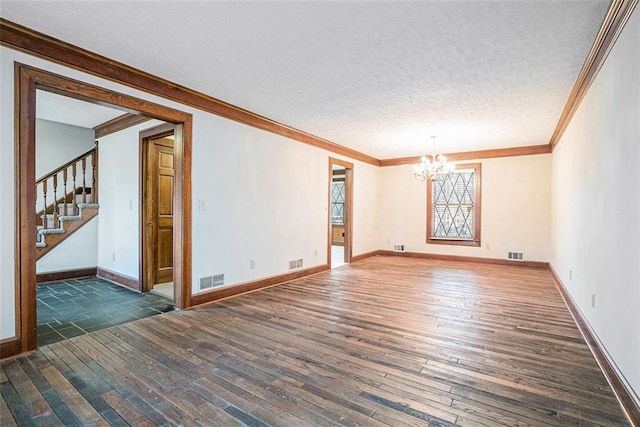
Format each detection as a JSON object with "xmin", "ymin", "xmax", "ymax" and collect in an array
[{"xmin": 0, "ymin": 1, "xmax": 638, "ymax": 426}]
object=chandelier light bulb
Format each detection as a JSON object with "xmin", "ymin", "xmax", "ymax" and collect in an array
[{"xmin": 413, "ymin": 137, "xmax": 454, "ymax": 181}]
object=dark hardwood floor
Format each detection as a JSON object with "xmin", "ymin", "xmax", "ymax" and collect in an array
[{"xmin": 0, "ymin": 256, "xmax": 629, "ymax": 426}]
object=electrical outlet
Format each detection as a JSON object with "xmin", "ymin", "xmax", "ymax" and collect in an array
[
  {"xmin": 198, "ymin": 199, "xmax": 206, "ymax": 211},
  {"xmin": 112, "ymin": 253, "xmax": 116, "ymax": 261},
  {"xmin": 386, "ymin": 238, "xmax": 391, "ymax": 244},
  {"xmin": 129, "ymin": 200, "xmax": 133, "ymax": 210},
  {"xmin": 485, "ymin": 243, "xmax": 491, "ymax": 250},
  {"xmin": 569, "ymin": 270, "xmax": 573, "ymax": 280},
  {"xmin": 250, "ymin": 259, "xmax": 255, "ymax": 269},
  {"xmin": 591, "ymin": 293, "xmax": 596, "ymax": 308},
  {"xmin": 313, "ymin": 249, "xmax": 318, "ymax": 257}
]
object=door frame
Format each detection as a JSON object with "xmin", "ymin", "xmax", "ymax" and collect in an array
[
  {"xmin": 14, "ymin": 64, "xmax": 193, "ymax": 354},
  {"xmin": 140, "ymin": 124, "xmax": 176, "ymax": 295},
  {"xmin": 328, "ymin": 158, "xmax": 354, "ymax": 266}
]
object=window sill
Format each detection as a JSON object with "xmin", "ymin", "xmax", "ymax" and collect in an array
[{"xmin": 427, "ymin": 238, "xmax": 481, "ymax": 247}]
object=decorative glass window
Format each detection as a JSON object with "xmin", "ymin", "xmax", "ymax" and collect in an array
[
  {"xmin": 331, "ymin": 181, "xmax": 345, "ymax": 224},
  {"xmin": 427, "ymin": 163, "xmax": 481, "ymax": 246}
]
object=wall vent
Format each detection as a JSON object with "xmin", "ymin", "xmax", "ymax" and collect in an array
[
  {"xmin": 507, "ymin": 252, "xmax": 524, "ymax": 261},
  {"xmin": 200, "ymin": 274, "xmax": 224, "ymax": 290},
  {"xmin": 289, "ymin": 259, "xmax": 303, "ymax": 270},
  {"xmin": 393, "ymin": 244, "xmax": 405, "ymax": 252}
]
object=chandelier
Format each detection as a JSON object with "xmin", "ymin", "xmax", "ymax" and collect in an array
[{"xmin": 413, "ymin": 136, "xmax": 454, "ymax": 182}]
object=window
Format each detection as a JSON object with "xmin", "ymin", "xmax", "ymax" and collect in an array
[
  {"xmin": 427, "ymin": 163, "xmax": 481, "ymax": 246},
  {"xmin": 331, "ymin": 181, "xmax": 345, "ymax": 224}
]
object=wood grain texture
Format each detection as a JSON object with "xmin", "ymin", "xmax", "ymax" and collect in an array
[
  {"xmin": 380, "ymin": 145, "xmax": 551, "ymax": 167},
  {"xmin": 549, "ymin": 267, "xmax": 640, "ymax": 425},
  {"xmin": 35, "ymin": 207, "xmax": 98, "ymax": 261},
  {"xmin": 379, "ymin": 250, "xmax": 549, "ymax": 269},
  {"xmin": 93, "ymin": 113, "xmax": 151, "ymax": 139},
  {"xmin": 96, "ymin": 267, "xmax": 139, "ymax": 291},
  {"xmin": 14, "ymin": 64, "xmax": 192, "ymax": 356},
  {"xmin": 36, "ymin": 267, "xmax": 97, "ymax": 284},
  {"xmin": 549, "ymin": 0, "xmax": 639, "ymax": 150},
  {"xmin": 1, "ymin": 257, "xmax": 630, "ymax": 425},
  {"xmin": 190, "ymin": 264, "xmax": 329, "ymax": 307}
]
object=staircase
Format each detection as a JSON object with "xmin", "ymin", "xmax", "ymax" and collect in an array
[{"xmin": 36, "ymin": 145, "xmax": 99, "ymax": 260}]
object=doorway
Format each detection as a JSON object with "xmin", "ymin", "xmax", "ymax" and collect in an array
[
  {"xmin": 328, "ymin": 158, "xmax": 353, "ymax": 268},
  {"xmin": 141, "ymin": 124, "xmax": 176, "ymax": 301},
  {"xmin": 14, "ymin": 64, "xmax": 193, "ymax": 354}
]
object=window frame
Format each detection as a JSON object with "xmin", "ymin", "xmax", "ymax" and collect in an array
[{"xmin": 426, "ymin": 162, "xmax": 482, "ymax": 247}]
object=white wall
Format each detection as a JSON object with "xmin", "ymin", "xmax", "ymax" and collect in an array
[
  {"xmin": 36, "ymin": 219, "xmax": 98, "ymax": 273},
  {"xmin": 0, "ymin": 46, "xmax": 380, "ymax": 339},
  {"xmin": 96, "ymin": 120, "xmax": 164, "ymax": 279},
  {"xmin": 378, "ymin": 154, "xmax": 551, "ymax": 261},
  {"xmin": 551, "ymin": 7, "xmax": 639, "ymax": 402},
  {"xmin": 35, "ymin": 118, "xmax": 98, "ymax": 274},
  {"xmin": 36, "ymin": 118, "xmax": 95, "ymax": 178}
]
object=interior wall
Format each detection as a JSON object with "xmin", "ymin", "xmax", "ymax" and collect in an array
[
  {"xmin": 36, "ymin": 219, "xmax": 98, "ymax": 273},
  {"xmin": 378, "ymin": 154, "xmax": 551, "ymax": 261},
  {"xmin": 0, "ymin": 46, "xmax": 380, "ymax": 339},
  {"xmin": 34, "ymin": 118, "xmax": 98, "ymax": 274},
  {"xmin": 96, "ymin": 120, "xmax": 164, "ymax": 279},
  {"xmin": 550, "ymin": 7, "xmax": 639, "ymax": 402},
  {"xmin": 36, "ymin": 118, "xmax": 95, "ymax": 178}
]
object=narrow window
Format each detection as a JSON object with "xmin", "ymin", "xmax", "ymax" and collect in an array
[
  {"xmin": 427, "ymin": 163, "xmax": 481, "ymax": 246},
  {"xmin": 331, "ymin": 180, "xmax": 345, "ymax": 224}
]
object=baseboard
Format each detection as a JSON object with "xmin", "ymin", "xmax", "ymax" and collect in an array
[
  {"xmin": 190, "ymin": 264, "xmax": 330, "ymax": 307},
  {"xmin": 378, "ymin": 250, "xmax": 549, "ymax": 269},
  {"xmin": 36, "ymin": 267, "xmax": 97, "ymax": 284},
  {"xmin": 0, "ymin": 337, "xmax": 22, "ymax": 360},
  {"xmin": 549, "ymin": 266, "xmax": 640, "ymax": 426},
  {"xmin": 350, "ymin": 250, "xmax": 379, "ymax": 263},
  {"xmin": 96, "ymin": 267, "xmax": 139, "ymax": 291}
]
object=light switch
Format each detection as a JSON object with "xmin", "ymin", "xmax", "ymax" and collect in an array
[{"xmin": 198, "ymin": 199, "xmax": 206, "ymax": 211}]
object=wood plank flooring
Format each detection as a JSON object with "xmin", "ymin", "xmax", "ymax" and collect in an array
[{"xmin": 1, "ymin": 256, "xmax": 629, "ymax": 426}]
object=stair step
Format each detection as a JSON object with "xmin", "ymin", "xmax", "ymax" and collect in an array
[
  {"xmin": 57, "ymin": 203, "xmax": 78, "ymax": 215},
  {"xmin": 36, "ymin": 203, "xmax": 99, "ymax": 247}
]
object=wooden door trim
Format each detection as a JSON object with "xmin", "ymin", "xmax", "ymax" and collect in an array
[
  {"xmin": 140, "ymin": 124, "xmax": 175, "ymax": 295},
  {"xmin": 328, "ymin": 158, "xmax": 354, "ymax": 266},
  {"xmin": 12, "ymin": 64, "xmax": 192, "ymax": 356}
]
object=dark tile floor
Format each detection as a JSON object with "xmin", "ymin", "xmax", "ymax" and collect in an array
[{"xmin": 37, "ymin": 277, "xmax": 176, "ymax": 346}]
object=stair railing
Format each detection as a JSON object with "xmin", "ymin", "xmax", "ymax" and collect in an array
[{"xmin": 36, "ymin": 142, "xmax": 99, "ymax": 231}]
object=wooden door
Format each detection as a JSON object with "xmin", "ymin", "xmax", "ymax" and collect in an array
[{"xmin": 148, "ymin": 138, "xmax": 174, "ymax": 285}]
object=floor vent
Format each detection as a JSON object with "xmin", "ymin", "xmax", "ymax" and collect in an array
[
  {"xmin": 393, "ymin": 244, "xmax": 405, "ymax": 252},
  {"xmin": 200, "ymin": 274, "xmax": 224, "ymax": 290},
  {"xmin": 507, "ymin": 252, "xmax": 524, "ymax": 261},
  {"xmin": 289, "ymin": 259, "xmax": 303, "ymax": 270}
]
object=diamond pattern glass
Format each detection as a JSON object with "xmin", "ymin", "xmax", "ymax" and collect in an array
[
  {"xmin": 331, "ymin": 182, "xmax": 345, "ymax": 224},
  {"xmin": 432, "ymin": 170, "xmax": 475, "ymax": 239}
]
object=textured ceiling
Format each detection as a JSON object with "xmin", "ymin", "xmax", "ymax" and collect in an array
[
  {"xmin": 37, "ymin": 90, "xmax": 123, "ymax": 129},
  {"xmin": 1, "ymin": 1, "xmax": 609, "ymax": 158}
]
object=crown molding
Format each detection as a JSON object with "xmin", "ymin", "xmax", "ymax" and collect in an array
[
  {"xmin": 379, "ymin": 144, "xmax": 551, "ymax": 167},
  {"xmin": 549, "ymin": 0, "xmax": 638, "ymax": 151},
  {"xmin": 3, "ymin": 7, "xmax": 630, "ymax": 167},
  {"xmin": 0, "ymin": 18, "xmax": 380, "ymax": 166}
]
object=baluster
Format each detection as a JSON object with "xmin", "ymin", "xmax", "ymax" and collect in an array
[
  {"xmin": 52, "ymin": 174, "xmax": 58, "ymax": 228},
  {"xmin": 42, "ymin": 179, "xmax": 48, "ymax": 230},
  {"xmin": 91, "ymin": 146, "xmax": 98, "ymax": 204},
  {"xmin": 82, "ymin": 157, "xmax": 87, "ymax": 204},
  {"xmin": 72, "ymin": 163, "xmax": 77, "ymax": 212},
  {"xmin": 63, "ymin": 168, "xmax": 68, "ymax": 216}
]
